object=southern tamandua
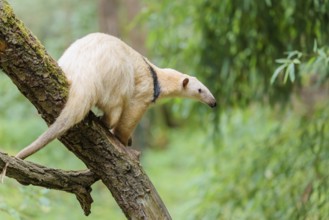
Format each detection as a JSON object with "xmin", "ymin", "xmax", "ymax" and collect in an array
[{"xmin": 1, "ymin": 33, "xmax": 216, "ymax": 179}]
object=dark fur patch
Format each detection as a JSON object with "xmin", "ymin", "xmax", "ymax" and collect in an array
[{"xmin": 143, "ymin": 58, "xmax": 161, "ymax": 103}]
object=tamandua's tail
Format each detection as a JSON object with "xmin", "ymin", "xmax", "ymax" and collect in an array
[
  {"xmin": 17, "ymin": 93, "xmax": 94, "ymax": 160},
  {"xmin": 1, "ymin": 91, "xmax": 93, "ymax": 182}
]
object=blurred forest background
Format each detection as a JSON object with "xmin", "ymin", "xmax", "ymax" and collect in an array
[{"xmin": 1, "ymin": 0, "xmax": 329, "ymax": 219}]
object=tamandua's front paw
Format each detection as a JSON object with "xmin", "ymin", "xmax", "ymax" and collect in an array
[
  {"xmin": 114, "ymin": 134, "xmax": 132, "ymax": 147},
  {"xmin": 128, "ymin": 137, "xmax": 132, "ymax": 147}
]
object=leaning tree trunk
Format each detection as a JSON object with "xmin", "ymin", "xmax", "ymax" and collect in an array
[{"xmin": 0, "ymin": 1, "xmax": 171, "ymax": 219}]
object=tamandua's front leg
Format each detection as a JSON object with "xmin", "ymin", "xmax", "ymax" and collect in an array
[
  {"xmin": 112, "ymin": 103, "xmax": 148, "ymax": 147},
  {"xmin": 101, "ymin": 104, "xmax": 123, "ymax": 129},
  {"xmin": 101, "ymin": 104, "xmax": 129, "ymax": 144},
  {"xmin": 101, "ymin": 105, "xmax": 134, "ymax": 146}
]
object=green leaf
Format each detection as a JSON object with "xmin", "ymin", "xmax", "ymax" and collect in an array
[
  {"xmin": 284, "ymin": 65, "xmax": 289, "ymax": 83},
  {"xmin": 271, "ymin": 64, "xmax": 286, "ymax": 84},
  {"xmin": 313, "ymin": 39, "xmax": 318, "ymax": 53},
  {"xmin": 265, "ymin": 0, "xmax": 272, "ymax": 6},
  {"xmin": 275, "ymin": 58, "xmax": 289, "ymax": 64},
  {"xmin": 292, "ymin": 59, "xmax": 301, "ymax": 64},
  {"xmin": 286, "ymin": 50, "xmax": 302, "ymax": 59},
  {"xmin": 288, "ymin": 63, "xmax": 295, "ymax": 82},
  {"xmin": 307, "ymin": 56, "xmax": 316, "ymax": 65},
  {"xmin": 318, "ymin": 49, "xmax": 327, "ymax": 59}
]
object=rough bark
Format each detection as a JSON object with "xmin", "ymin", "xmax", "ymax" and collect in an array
[{"xmin": 0, "ymin": 1, "xmax": 171, "ymax": 219}]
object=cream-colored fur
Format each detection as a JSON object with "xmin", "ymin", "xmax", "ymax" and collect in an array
[{"xmin": 1, "ymin": 33, "xmax": 216, "ymax": 179}]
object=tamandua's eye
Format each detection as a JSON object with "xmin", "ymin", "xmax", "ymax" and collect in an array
[{"xmin": 198, "ymin": 89, "xmax": 202, "ymax": 93}]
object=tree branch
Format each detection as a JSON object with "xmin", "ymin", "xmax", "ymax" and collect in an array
[
  {"xmin": 0, "ymin": 152, "xmax": 99, "ymax": 216},
  {"xmin": 0, "ymin": 0, "xmax": 171, "ymax": 219}
]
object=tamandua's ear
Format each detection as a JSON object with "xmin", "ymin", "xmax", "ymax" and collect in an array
[{"xmin": 182, "ymin": 78, "xmax": 189, "ymax": 88}]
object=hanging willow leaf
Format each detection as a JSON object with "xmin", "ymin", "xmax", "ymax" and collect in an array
[
  {"xmin": 271, "ymin": 64, "xmax": 287, "ymax": 84},
  {"xmin": 288, "ymin": 63, "xmax": 295, "ymax": 82}
]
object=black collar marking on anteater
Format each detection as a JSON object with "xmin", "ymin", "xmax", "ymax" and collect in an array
[{"xmin": 143, "ymin": 57, "xmax": 161, "ymax": 103}]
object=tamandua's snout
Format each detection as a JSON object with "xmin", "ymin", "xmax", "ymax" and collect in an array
[
  {"xmin": 200, "ymin": 86, "xmax": 216, "ymax": 108},
  {"xmin": 200, "ymin": 91, "xmax": 216, "ymax": 108},
  {"xmin": 205, "ymin": 96, "xmax": 217, "ymax": 108},
  {"xmin": 208, "ymin": 100, "xmax": 217, "ymax": 108}
]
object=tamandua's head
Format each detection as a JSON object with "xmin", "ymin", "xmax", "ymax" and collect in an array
[
  {"xmin": 160, "ymin": 68, "xmax": 217, "ymax": 108},
  {"xmin": 180, "ymin": 76, "xmax": 217, "ymax": 108}
]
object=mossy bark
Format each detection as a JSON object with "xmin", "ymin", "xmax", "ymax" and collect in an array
[{"xmin": 0, "ymin": 0, "xmax": 171, "ymax": 219}]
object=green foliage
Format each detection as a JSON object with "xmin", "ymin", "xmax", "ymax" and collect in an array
[
  {"xmin": 271, "ymin": 51, "xmax": 302, "ymax": 84},
  {"xmin": 191, "ymin": 105, "xmax": 329, "ymax": 219},
  {"xmin": 272, "ymin": 44, "xmax": 329, "ymax": 84},
  {"xmin": 144, "ymin": 102, "xmax": 329, "ymax": 220}
]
